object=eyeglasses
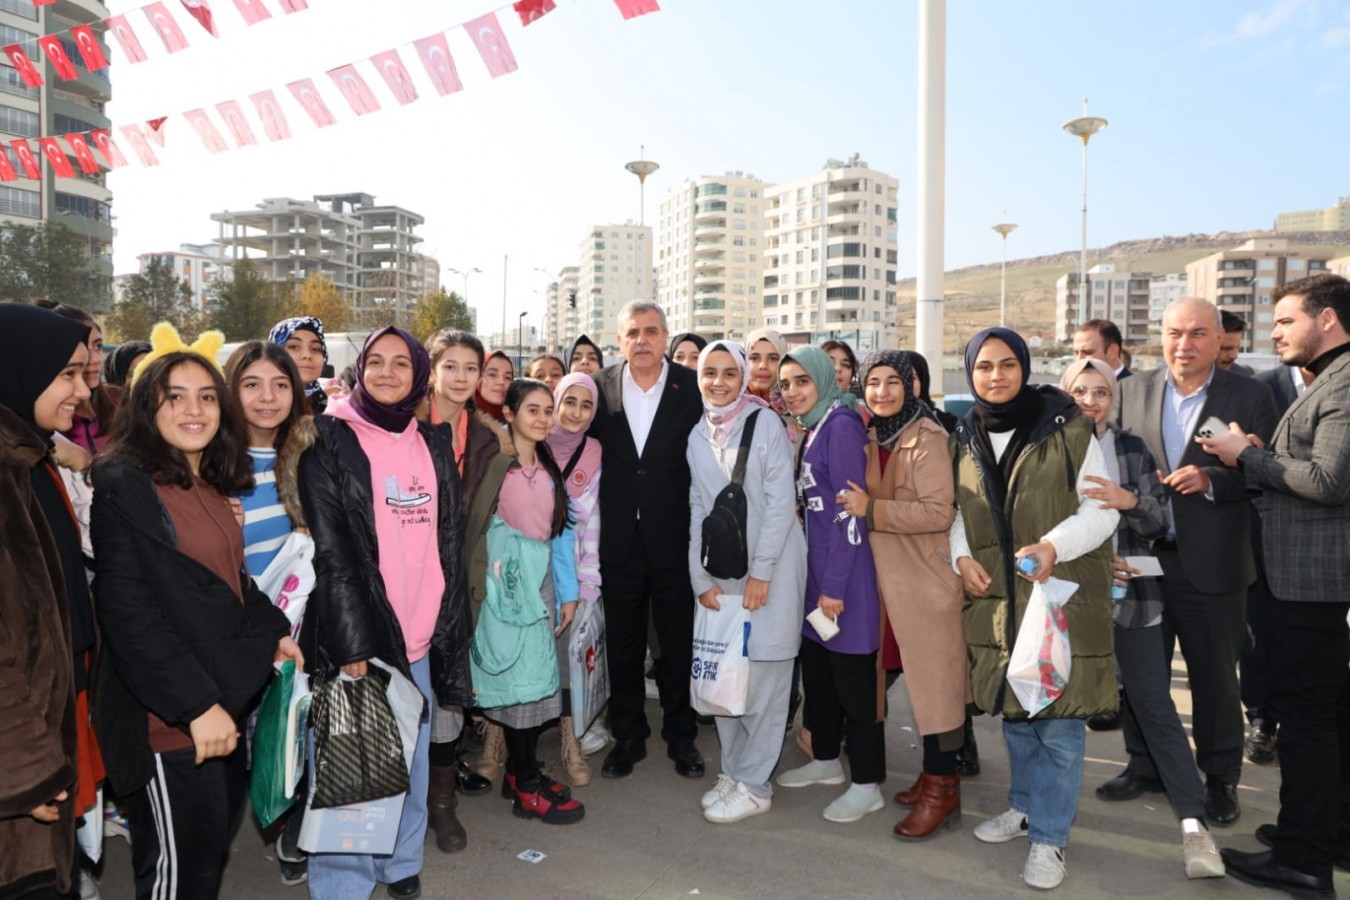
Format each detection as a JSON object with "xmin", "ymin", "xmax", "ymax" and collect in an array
[{"xmin": 1069, "ymin": 387, "xmax": 1112, "ymax": 401}]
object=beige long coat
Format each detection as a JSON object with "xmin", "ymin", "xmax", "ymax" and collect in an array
[{"xmin": 865, "ymin": 415, "xmax": 968, "ymax": 737}]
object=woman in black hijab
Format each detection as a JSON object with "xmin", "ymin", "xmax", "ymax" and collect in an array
[
  {"xmin": 102, "ymin": 339, "xmax": 153, "ymax": 388},
  {"xmin": 0, "ymin": 302, "xmax": 95, "ymax": 900},
  {"xmin": 905, "ymin": 351, "xmax": 959, "ymax": 433},
  {"xmin": 567, "ymin": 334, "xmax": 604, "ymax": 375},
  {"xmin": 668, "ymin": 331, "xmax": 707, "ymax": 370}
]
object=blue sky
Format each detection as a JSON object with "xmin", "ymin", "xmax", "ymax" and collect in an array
[{"xmin": 107, "ymin": 0, "xmax": 1350, "ymax": 329}]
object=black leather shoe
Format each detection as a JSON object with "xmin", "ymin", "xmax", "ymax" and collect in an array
[
  {"xmin": 454, "ymin": 756, "xmax": 492, "ymax": 796},
  {"xmin": 1256, "ymin": 823, "xmax": 1350, "ymax": 874},
  {"xmin": 386, "ymin": 875, "xmax": 422, "ymax": 900},
  {"xmin": 1096, "ymin": 769, "xmax": 1164, "ymax": 802},
  {"xmin": 955, "ymin": 717, "xmax": 980, "ymax": 777},
  {"xmin": 1205, "ymin": 776, "xmax": 1241, "ymax": 826},
  {"xmin": 668, "ymin": 741, "xmax": 705, "ymax": 778},
  {"xmin": 601, "ymin": 739, "xmax": 646, "ymax": 779},
  {"xmin": 1220, "ymin": 848, "xmax": 1334, "ymax": 898},
  {"xmin": 1245, "ymin": 719, "xmax": 1278, "ymax": 765}
]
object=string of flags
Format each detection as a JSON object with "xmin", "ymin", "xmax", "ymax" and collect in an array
[{"xmin": 0, "ymin": 0, "xmax": 660, "ymax": 183}]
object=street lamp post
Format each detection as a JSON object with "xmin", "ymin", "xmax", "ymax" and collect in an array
[
  {"xmin": 1063, "ymin": 100, "xmax": 1107, "ymax": 322},
  {"xmin": 448, "ymin": 266, "xmax": 480, "ymax": 304},
  {"xmin": 517, "ymin": 310, "xmax": 529, "ymax": 367},
  {"xmin": 625, "ymin": 146, "xmax": 659, "ymax": 227},
  {"xmin": 991, "ymin": 221, "xmax": 1018, "ymax": 327}
]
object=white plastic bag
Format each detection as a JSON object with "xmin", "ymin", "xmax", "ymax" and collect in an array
[
  {"xmin": 568, "ymin": 600, "xmax": 609, "ymax": 737},
  {"xmin": 1006, "ymin": 578, "xmax": 1078, "ymax": 717},
  {"xmin": 690, "ymin": 599, "xmax": 751, "ymax": 717},
  {"xmin": 255, "ymin": 531, "xmax": 315, "ymax": 638}
]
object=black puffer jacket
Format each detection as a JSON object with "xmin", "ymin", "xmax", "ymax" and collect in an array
[{"xmin": 297, "ymin": 414, "xmax": 472, "ymax": 708}]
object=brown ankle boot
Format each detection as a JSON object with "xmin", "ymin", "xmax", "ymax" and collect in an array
[
  {"xmin": 892, "ymin": 773, "xmax": 961, "ymax": 841},
  {"xmin": 893, "ymin": 772, "xmax": 926, "ymax": 807},
  {"xmin": 474, "ymin": 721, "xmax": 505, "ymax": 779},
  {"xmin": 559, "ymin": 717, "xmax": 592, "ymax": 787},
  {"xmin": 428, "ymin": 763, "xmax": 467, "ymax": 853}
]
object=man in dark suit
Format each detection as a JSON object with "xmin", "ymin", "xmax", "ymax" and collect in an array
[
  {"xmin": 1073, "ymin": 318, "xmax": 1132, "ymax": 379},
  {"xmin": 1111, "ymin": 297, "xmax": 1278, "ymax": 826},
  {"xmin": 1200, "ymin": 274, "xmax": 1350, "ymax": 897},
  {"xmin": 589, "ymin": 300, "xmax": 705, "ymax": 779}
]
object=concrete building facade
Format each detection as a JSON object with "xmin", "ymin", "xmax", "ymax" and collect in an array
[
  {"xmin": 136, "ymin": 242, "xmax": 226, "ymax": 309},
  {"xmin": 1275, "ymin": 197, "xmax": 1350, "ymax": 233},
  {"xmin": 1327, "ymin": 254, "xmax": 1350, "ymax": 280},
  {"xmin": 542, "ymin": 265, "xmax": 579, "ymax": 355},
  {"xmin": 1148, "ymin": 272, "xmax": 1188, "ymax": 331},
  {"xmin": 1055, "ymin": 264, "xmax": 1153, "ymax": 344},
  {"xmin": 572, "ymin": 224, "xmax": 651, "ymax": 350}
]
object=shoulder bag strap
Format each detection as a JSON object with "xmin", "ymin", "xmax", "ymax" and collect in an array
[
  {"xmin": 730, "ymin": 410, "xmax": 761, "ymax": 487},
  {"xmin": 561, "ymin": 440, "xmax": 587, "ymax": 483}
]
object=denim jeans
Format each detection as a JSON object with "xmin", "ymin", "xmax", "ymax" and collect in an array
[
  {"xmin": 1004, "ymin": 717, "xmax": 1085, "ymax": 848},
  {"xmin": 308, "ymin": 655, "xmax": 432, "ymax": 900}
]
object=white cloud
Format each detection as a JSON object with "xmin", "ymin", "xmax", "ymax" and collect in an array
[
  {"xmin": 1202, "ymin": 0, "xmax": 1306, "ymax": 47},
  {"xmin": 1324, "ymin": 26, "xmax": 1350, "ymax": 47}
]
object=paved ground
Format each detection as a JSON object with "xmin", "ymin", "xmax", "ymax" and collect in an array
[{"xmin": 95, "ymin": 663, "xmax": 1343, "ymax": 900}]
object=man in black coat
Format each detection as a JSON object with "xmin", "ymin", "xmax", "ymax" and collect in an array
[{"xmin": 589, "ymin": 301, "xmax": 705, "ymax": 779}]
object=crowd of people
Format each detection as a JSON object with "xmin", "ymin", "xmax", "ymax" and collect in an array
[{"xmin": 3, "ymin": 274, "xmax": 1349, "ymax": 899}]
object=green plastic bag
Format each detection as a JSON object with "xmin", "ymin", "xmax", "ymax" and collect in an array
[{"xmin": 251, "ymin": 660, "xmax": 298, "ymax": 830}]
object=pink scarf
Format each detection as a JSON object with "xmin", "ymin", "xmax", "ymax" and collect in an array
[{"xmin": 698, "ymin": 341, "xmax": 770, "ymax": 448}]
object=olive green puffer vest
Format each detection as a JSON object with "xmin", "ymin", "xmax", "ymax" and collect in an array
[{"xmin": 953, "ymin": 408, "xmax": 1116, "ymax": 720}]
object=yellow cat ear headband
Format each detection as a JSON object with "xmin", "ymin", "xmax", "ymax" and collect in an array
[{"xmin": 127, "ymin": 322, "xmax": 226, "ymax": 387}]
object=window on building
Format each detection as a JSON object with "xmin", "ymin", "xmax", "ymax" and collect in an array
[
  {"xmin": 0, "ymin": 103, "xmax": 40, "ymax": 138},
  {"xmin": 1258, "ymin": 259, "xmax": 1276, "ymax": 270},
  {"xmin": 0, "ymin": 185, "xmax": 40, "ymax": 218},
  {"xmin": 1289, "ymin": 258, "xmax": 1306, "ymax": 271},
  {"xmin": 1257, "ymin": 276, "xmax": 1275, "ymax": 288},
  {"xmin": 0, "ymin": 66, "xmax": 38, "ymax": 100}
]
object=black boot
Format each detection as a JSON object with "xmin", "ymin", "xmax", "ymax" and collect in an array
[
  {"xmin": 453, "ymin": 737, "xmax": 491, "ymax": 795},
  {"xmin": 955, "ymin": 714, "xmax": 980, "ymax": 778}
]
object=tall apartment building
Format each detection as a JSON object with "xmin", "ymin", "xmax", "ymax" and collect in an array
[
  {"xmin": 212, "ymin": 193, "xmax": 432, "ymax": 320},
  {"xmin": 1, "ymin": 0, "xmax": 114, "ymax": 308},
  {"xmin": 1275, "ymin": 197, "xmax": 1350, "ymax": 233},
  {"xmin": 572, "ymin": 225, "xmax": 652, "ymax": 349},
  {"xmin": 656, "ymin": 172, "xmax": 767, "ymax": 342},
  {"xmin": 761, "ymin": 156, "xmax": 899, "ymax": 350},
  {"xmin": 136, "ymin": 242, "xmax": 226, "ymax": 309},
  {"xmin": 1148, "ymin": 273, "xmax": 1188, "ymax": 332},
  {"xmin": 542, "ymin": 266, "xmax": 580, "ymax": 354},
  {"xmin": 1185, "ymin": 237, "xmax": 1333, "ymax": 351},
  {"xmin": 1055, "ymin": 264, "xmax": 1153, "ymax": 344}
]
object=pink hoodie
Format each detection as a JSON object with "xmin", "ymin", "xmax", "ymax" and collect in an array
[{"xmin": 328, "ymin": 397, "xmax": 445, "ymax": 663}]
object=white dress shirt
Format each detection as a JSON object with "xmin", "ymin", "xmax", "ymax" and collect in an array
[{"xmin": 622, "ymin": 357, "xmax": 668, "ymax": 457}]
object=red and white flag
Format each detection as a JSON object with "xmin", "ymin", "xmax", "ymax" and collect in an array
[
  {"xmin": 287, "ymin": 79, "xmax": 335, "ymax": 128},
  {"xmin": 184, "ymin": 109, "xmax": 228, "ymax": 154},
  {"xmin": 38, "ymin": 138, "xmax": 75, "ymax": 178},
  {"xmin": 31, "ymin": 0, "xmax": 56, "ymax": 5},
  {"xmin": 513, "ymin": 0, "xmax": 556, "ymax": 26},
  {"xmin": 413, "ymin": 34, "xmax": 462, "ymax": 97},
  {"xmin": 276, "ymin": 0, "xmax": 306, "ymax": 12},
  {"xmin": 104, "ymin": 15, "xmax": 149, "ymax": 64},
  {"xmin": 10, "ymin": 140, "xmax": 40, "ymax": 178},
  {"xmin": 328, "ymin": 65, "xmax": 380, "ymax": 116},
  {"xmin": 179, "ymin": 0, "xmax": 218, "ymax": 36},
  {"xmin": 371, "ymin": 50, "xmax": 417, "ymax": 106},
  {"xmin": 232, "ymin": 0, "xmax": 270, "ymax": 24},
  {"xmin": 215, "ymin": 100, "xmax": 257, "ymax": 146},
  {"xmin": 0, "ymin": 151, "xmax": 16, "ymax": 183},
  {"xmin": 66, "ymin": 133, "xmax": 100, "ymax": 174},
  {"xmin": 119, "ymin": 125, "xmax": 160, "ymax": 166},
  {"xmin": 250, "ymin": 90, "xmax": 292, "ymax": 141},
  {"xmin": 90, "ymin": 129, "xmax": 128, "ymax": 169},
  {"xmin": 612, "ymin": 0, "xmax": 659, "ymax": 19},
  {"xmin": 465, "ymin": 13, "xmax": 518, "ymax": 78},
  {"xmin": 3, "ymin": 45, "xmax": 43, "ymax": 88},
  {"xmin": 146, "ymin": 117, "xmax": 168, "ymax": 147},
  {"xmin": 37, "ymin": 36, "xmax": 78, "ymax": 80},
  {"xmin": 70, "ymin": 26, "xmax": 109, "ymax": 71},
  {"xmin": 143, "ymin": 3, "xmax": 190, "ymax": 53}
]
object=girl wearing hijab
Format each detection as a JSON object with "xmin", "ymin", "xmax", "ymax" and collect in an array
[
  {"xmin": 90, "ymin": 342, "xmax": 301, "ymax": 900},
  {"xmin": 773, "ymin": 346, "xmax": 883, "ymax": 824},
  {"xmin": 269, "ymin": 316, "xmax": 332, "ymax": 415},
  {"xmin": 0, "ymin": 303, "xmax": 93, "ymax": 900},
  {"xmin": 567, "ymin": 335, "xmax": 604, "ymax": 375},
  {"xmin": 102, "ymin": 339, "xmax": 152, "ymax": 389},
  {"xmin": 37, "ymin": 301, "xmax": 114, "ymax": 455},
  {"xmin": 688, "ymin": 341, "xmax": 805, "ymax": 824},
  {"xmin": 839, "ymin": 351, "xmax": 965, "ymax": 840},
  {"xmin": 949, "ymin": 327, "xmax": 1118, "ymax": 891},
  {"xmin": 668, "ymin": 332, "xmax": 707, "ymax": 370},
  {"xmin": 545, "ymin": 372, "xmax": 605, "ymax": 782},
  {"xmin": 297, "ymin": 327, "xmax": 473, "ymax": 899},
  {"xmin": 1059, "ymin": 359, "xmax": 1223, "ymax": 879},
  {"xmin": 476, "ymin": 349, "xmax": 515, "ymax": 424},
  {"xmin": 907, "ymin": 351, "xmax": 960, "ymax": 434}
]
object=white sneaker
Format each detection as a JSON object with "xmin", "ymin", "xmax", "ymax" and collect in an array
[
  {"xmin": 78, "ymin": 871, "xmax": 101, "ymax": 900},
  {"xmin": 704, "ymin": 782, "xmax": 771, "ymax": 824},
  {"xmin": 1182, "ymin": 826, "xmax": 1225, "ymax": 879},
  {"xmin": 974, "ymin": 808, "xmax": 1029, "ymax": 844},
  {"xmin": 776, "ymin": 759, "xmax": 846, "ymax": 788},
  {"xmin": 644, "ymin": 678, "xmax": 660, "ymax": 700},
  {"xmin": 580, "ymin": 722, "xmax": 610, "ymax": 757},
  {"xmin": 1023, "ymin": 843, "xmax": 1066, "ymax": 890},
  {"xmin": 701, "ymin": 773, "xmax": 737, "ymax": 810},
  {"xmin": 822, "ymin": 783, "xmax": 884, "ymax": 823}
]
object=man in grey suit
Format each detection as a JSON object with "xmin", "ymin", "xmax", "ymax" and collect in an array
[
  {"xmin": 1110, "ymin": 297, "xmax": 1278, "ymax": 826},
  {"xmin": 1200, "ymin": 274, "xmax": 1350, "ymax": 898}
]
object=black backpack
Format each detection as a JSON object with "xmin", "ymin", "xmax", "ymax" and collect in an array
[{"xmin": 700, "ymin": 410, "xmax": 761, "ymax": 580}]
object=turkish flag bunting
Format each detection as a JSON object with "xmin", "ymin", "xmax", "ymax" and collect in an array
[
  {"xmin": 232, "ymin": 0, "xmax": 271, "ymax": 25},
  {"xmin": 328, "ymin": 65, "xmax": 380, "ymax": 116},
  {"xmin": 288, "ymin": 79, "xmax": 336, "ymax": 128},
  {"xmin": 119, "ymin": 125, "xmax": 160, "ymax": 166},
  {"xmin": 513, "ymin": 0, "xmax": 556, "ymax": 26},
  {"xmin": 143, "ymin": 3, "xmax": 190, "ymax": 53},
  {"xmin": 10, "ymin": 140, "xmax": 40, "ymax": 178},
  {"xmin": 3, "ymin": 45, "xmax": 43, "ymax": 88},
  {"xmin": 466, "ymin": 13, "xmax": 518, "ymax": 78},
  {"xmin": 215, "ymin": 100, "xmax": 257, "ymax": 146},
  {"xmin": 90, "ymin": 129, "xmax": 128, "ymax": 168},
  {"xmin": 38, "ymin": 138, "xmax": 76, "ymax": 178},
  {"xmin": 69, "ymin": 26, "xmax": 109, "ymax": 70},
  {"xmin": 104, "ymin": 15, "xmax": 148, "ymax": 63},
  {"xmin": 37, "ymin": 36, "xmax": 78, "ymax": 80},
  {"xmin": 371, "ymin": 50, "xmax": 417, "ymax": 106},
  {"xmin": 185, "ymin": 109, "xmax": 228, "ymax": 154},
  {"xmin": 276, "ymin": 0, "xmax": 306, "ymax": 12},
  {"xmin": 66, "ymin": 134, "xmax": 100, "ymax": 174},
  {"xmin": 612, "ymin": 0, "xmax": 659, "ymax": 19},
  {"xmin": 31, "ymin": 0, "xmax": 56, "ymax": 5},
  {"xmin": 179, "ymin": 0, "xmax": 218, "ymax": 36},
  {"xmin": 146, "ymin": 117, "xmax": 168, "ymax": 147},
  {"xmin": 250, "ymin": 90, "xmax": 292, "ymax": 141},
  {"xmin": 0, "ymin": 151, "xmax": 16, "ymax": 183},
  {"xmin": 413, "ymin": 34, "xmax": 462, "ymax": 97}
]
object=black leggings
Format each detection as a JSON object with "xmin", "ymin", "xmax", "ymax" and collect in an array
[{"xmin": 504, "ymin": 724, "xmax": 542, "ymax": 782}]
